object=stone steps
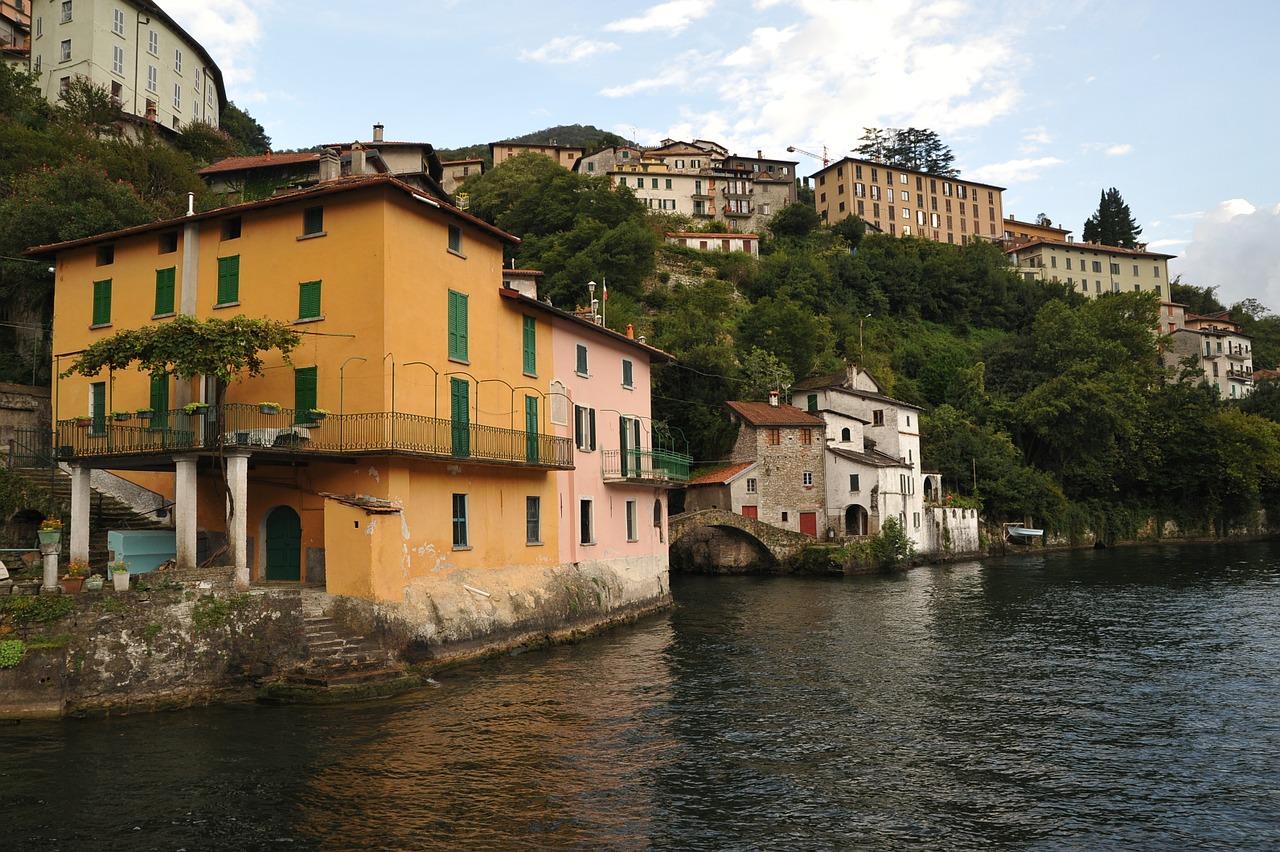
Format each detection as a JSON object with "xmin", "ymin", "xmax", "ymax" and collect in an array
[{"xmin": 9, "ymin": 464, "xmax": 169, "ymax": 566}]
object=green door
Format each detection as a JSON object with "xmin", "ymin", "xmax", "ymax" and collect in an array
[
  {"xmin": 525, "ymin": 395, "xmax": 539, "ymax": 463},
  {"xmin": 264, "ymin": 506, "xmax": 302, "ymax": 581}
]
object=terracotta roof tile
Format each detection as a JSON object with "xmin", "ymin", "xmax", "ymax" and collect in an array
[
  {"xmin": 725, "ymin": 400, "xmax": 826, "ymax": 426},
  {"xmin": 687, "ymin": 462, "xmax": 756, "ymax": 486},
  {"xmin": 198, "ymin": 152, "xmax": 320, "ymax": 175}
]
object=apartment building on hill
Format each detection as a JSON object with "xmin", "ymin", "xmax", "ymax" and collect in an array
[
  {"xmin": 809, "ymin": 156, "xmax": 1005, "ymax": 244},
  {"xmin": 1005, "ymin": 237, "xmax": 1173, "ymax": 300},
  {"xmin": 27, "ymin": 0, "xmax": 226, "ymax": 132}
]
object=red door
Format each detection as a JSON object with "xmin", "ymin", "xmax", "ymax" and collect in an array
[
  {"xmin": 799, "ymin": 511, "xmax": 818, "ymax": 536},
  {"xmin": 741, "ymin": 505, "xmax": 758, "ymax": 519}
]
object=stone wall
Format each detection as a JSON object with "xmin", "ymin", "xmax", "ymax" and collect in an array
[
  {"xmin": 921, "ymin": 505, "xmax": 982, "ymax": 556},
  {"xmin": 0, "ymin": 382, "xmax": 50, "ymax": 452}
]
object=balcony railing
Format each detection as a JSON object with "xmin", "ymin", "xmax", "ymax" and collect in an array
[
  {"xmin": 55, "ymin": 403, "xmax": 573, "ymax": 469},
  {"xmin": 1225, "ymin": 346, "xmax": 1250, "ymax": 361},
  {"xmin": 1225, "ymin": 368, "xmax": 1253, "ymax": 381},
  {"xmin": 601, "ymin": 448, "xmax": 692, "ymax": 486}
]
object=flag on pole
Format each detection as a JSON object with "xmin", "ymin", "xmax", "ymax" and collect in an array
[{"xmin": 602, "ymin": 281, "xmax": 608, "ymax": 300}]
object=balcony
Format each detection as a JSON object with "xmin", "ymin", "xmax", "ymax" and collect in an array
[
  {"xmin": 1225, "ymin": 367, "xmax": 1253, "ymax": 382},
  {"xmin": 1225, "ymin": 345, "xmax": 1250, "ymax": 361},
  {"xmin": 601, "ymin": 448, "xmax": 692, "ymax": 487},
  {"xmin": 722, "ymin": 205, "xmax": 753, "ymax": 218},
  {"xmin": 55, "ymin": 403, "xmax": 574, "ymax": 470}
]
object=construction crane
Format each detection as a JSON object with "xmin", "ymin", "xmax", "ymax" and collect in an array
[{"xmin": 786, "ymin": 145, "xmax": 830, "ymax": 167}]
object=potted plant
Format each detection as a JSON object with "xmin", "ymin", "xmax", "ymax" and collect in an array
[
  {"xmin": 73, "ymin": 415, "xmax": 92, "ymax": 428},
  {"xmin": 307, "ymin": 408, "xmax": 330, "ymax": 423},
  {"xmin": 259, "ymin": 401, "xmax": 281, "ymax": 415},
  {"xmin": 136, "ymin": 407, "xmax": 155, "ymax": 420},
  {"xmin": 112, "ymin": 410, "xmax": 133, "ymax": 422},
  {"xmin": 37, "ymin": 518, "xmax": 63, "ymax": 546},
  {"xmin": 62, "ymin": 558, "xmax": 88, "ymax": 594},
  {"xmin": 110, "ymin": 562, "xmax": 131, "ymax": 592},
  {"xmin": 84, "ymin": 572, "xmax": 104, "ymax": 592},
  {"xmin": 183, "ymin": 402, "xmax": 210, "ymax": 416}
]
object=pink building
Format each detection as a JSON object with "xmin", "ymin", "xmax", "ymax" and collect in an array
[{"xmin": 498, "ymin": 288, "xmax": 691, "ymax": 594}]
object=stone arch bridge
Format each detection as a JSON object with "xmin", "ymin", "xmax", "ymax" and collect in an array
[{"xmin": 669, "ymin": 509, "xmax": 816, "ymax": 573}]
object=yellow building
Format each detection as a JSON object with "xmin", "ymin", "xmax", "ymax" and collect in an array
[
  {"xmin": 1004, "ymin": 237, "xmax": 1173, "ymax": 300},
  {"xmin": 810, "ymin": 156, "xmax": 1005, "ymax": 244},
  {"xmin": 488, "ymin": 141, "xmax": 585, "ymax": 170},
  {"xmin": 34, "ymin": 174, "xmax": 683, "ymax": 641}
]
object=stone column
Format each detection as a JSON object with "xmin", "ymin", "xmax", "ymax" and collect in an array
[
  {"xmin": 69, "ymin": 464, "xmax": 91, "ymax": 564},
  {"xmin": 225, "ymin": 449, "xmax": 251, "ymax": 591},
  {"xmin": 174, "ymin": 454, "xmax": 199, "ymax": 569},
  {"xmin": 39, "ymin": 540, "xmax": 60, "ymax": 593}
]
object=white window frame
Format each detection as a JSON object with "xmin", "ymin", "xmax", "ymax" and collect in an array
[
  {"xmin": 146, "ymin": 65, "xmax": 157, "ymax": 93},
  {"xmin": 174, "ymin": 49, "xmax": 183, "ymax": 74},
  {"xmin": 112, "ymin": 8, "xmax": 124, "ymax": 35},
  {"xmin": 173, "ymin": 83, "xmax": 181, "ymax": 111},
  {"xmin": 451, "ymin": 493, "xmax": 469, "ymax": 549},
  {"xmin": 61, "ymin": 1, "xmax": 72, "ymax": 24},
  {"xmin": 59, "ymin": 38, "xmax": 71, "ymax": 62},
  {"xmin": 526, "ymin": 496, "xmax": 541, "ymax": 545},
  {"xmin": 579, "ymin": 498, "xmax": 595, "ymax": 546},
  {"xmin": 112, "ymin": 45, "xmax": 124, "ymax": 75},
  {"xmin": 745, "ymin": 477, "xmax": 757, "ymax": 494},
  {"xmin": 148, "ymin": 29, "xmax": 158, "ymax": 56}
]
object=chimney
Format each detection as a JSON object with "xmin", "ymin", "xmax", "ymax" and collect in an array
[
  {"xmin": 626, "ymin": 323, "xmax": 635, "ymax": 339},
  {"xmin": 373, "ymin": 123, "xmax": 384, "ymax": 143},
  {"xmin": 319, "ymin": 148, "xmax": 341, "ymax": 182},
  {"xmin": 351, "ymin": 148, "xmax": 366, "ymax": 175},
  {"xmin": 769, "ymin": 390, "xmax": 779, "ymax": 407}
]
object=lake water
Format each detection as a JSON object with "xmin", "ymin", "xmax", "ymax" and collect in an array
[{"xmin": 4, "ymin": 541, "xmax": 1280, "ymax": 850}]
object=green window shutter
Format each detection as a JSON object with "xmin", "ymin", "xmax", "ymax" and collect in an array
[
  {"xmin": 576, "ymin": 344, "xmax": 587, "ymax": 375},
  {"xmin": 525, "ymin": 395, "xmax": 539, "ymax": 463},
  {"xmin": 448, "ymin": 290, "xmax": 468, "ymax": 360},
  {"xmin": 298, "ymin": 280, "xmax": 321, "ymax": 319},
  {"xmin": 293, "ymin": 367, "xmax": 317, "ymax": 422},
  {"xmin": 303, "ymin": 206, "xmax": 323, "ymax": 235},
  {"xmin": 154, "ymin": 267, "xmax": 175, "ymax": 315},
  {"xmin": 149, "ymin": 372, "xmax": 169, "ymax": 429},
  {"xmin": 92, "ymin": 279, "xmax": 112, "ymax": 325},
  {"xmin": 450, "ymin": 377, "xmax": 470, "ymax": 457},
  {"xmin": 522, "ymin": 315, "xmax": 536, "ymax": 375},
  {"xmin": 622, "ymin": 359, "xmax": 633, "ymax": 387},
  {"xmin": 90, "ymin": 382, "xmax": 106, "ymax": 432},
  {"xmin": 619, "ymin": 415, "xmax": 629, "ymax": 475},
  {"xmin": 217, "ymin": 255, "xmax": 240, "ymax": 304},
  {"xmin": 588, "ymin": 407, "xmax": 596, "ymax": 451}
]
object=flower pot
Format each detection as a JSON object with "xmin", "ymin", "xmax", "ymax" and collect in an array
[
  {"xmin": 37, "ymin": 530, "xmax": 62, "ymax": 546},
  {"xmin": 84, "ymin": 575, "xmax": 104, "ymax": 592},
  {"xmin": 136, "ymin": 410, "xmax": 154, "ymax": 420},
  {"xmin": 113, "ymin": 413, "xmax": 132, "ymax": 422},
  {"xmin": 113, "ymin": 571, "xmax": 130, "ymax": 592},
  {"xmin": 260, "ymin": 405, "xmax": 280, "ymax": 415},
  {"xmin": 308, "ymin": 411, "xmax": 327, "ymax": 422},
  {"xmin": 61, "ymin": 576, "xmax": 84, "ymax": 594}
]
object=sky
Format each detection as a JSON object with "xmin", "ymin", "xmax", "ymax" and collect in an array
[{"xmin": 162, "ymin": 0, "xmax": 1280, "ymax": 312}]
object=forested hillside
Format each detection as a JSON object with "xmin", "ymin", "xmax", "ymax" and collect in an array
[{"xmin": 459, "ymin": 152, "xmax": 1280, "ymax": 541}]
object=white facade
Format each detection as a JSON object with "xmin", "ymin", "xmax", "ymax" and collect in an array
[{"xmin": 29, "ymin": 0, "xmax": 225, "ymax": 132}]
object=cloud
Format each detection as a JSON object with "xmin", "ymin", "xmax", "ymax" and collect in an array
[
  {"xmin": 965, "ymin": 156, "xmax": 1064, "ymax": 186},
  {"xmin": 521, "ymin": 36, "xmax": 619, "ymax": 64},
  {"xmin": 604, "ymin": 0, "xmax": 715, "ymax": 35},
  {"xmin": 601, "ymin": 62, "xmax": 692, "ymax": 97},
  {"xmin": 1106, "ymin": 143, "xmax": 1133, "ymax": 156},
  {"xmin": 637, "ymin": 0, "xmax": 1029, "ymax": 160},
  {"xmin": 153, "ymin": 0, "xmax": 262, "ymax": 89},
  {"xmin": 1175, "ymin": 200, "xmax": 1280, "ymax": 312}
]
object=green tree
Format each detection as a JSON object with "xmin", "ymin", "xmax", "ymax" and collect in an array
[
  {"xmin": 831, "ymin": 214, "xmax": 866, "ymax": 250},
  {"xmin": 1082, "ymin": 187, "xmax": 1143, "ymax": 248},
  {"xmin": 55, "ymin": 78, "xmax": 123, "ymax": 138},
  {"xmin": 1168, "ymin": 277, "xmax": 1225, "ymax": 315},
  {"xmin": 219, "ymin": 101, "xmax": 271, "ymax": 155},
  {"xmin": 855, "ymin": 127, "xmax": 956, "ymax": 175},
  {"xmin": 767, "ymin": 202, "xmax": 821, "ymax": 240}
]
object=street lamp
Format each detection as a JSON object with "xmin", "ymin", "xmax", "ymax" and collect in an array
[
  {"xmin": 403, "ymin": 361, "xmax": 439, "ymax": 421},
  {"xmin": 339, "ymin": 356, "xmax": 367, "ymax": 417}
]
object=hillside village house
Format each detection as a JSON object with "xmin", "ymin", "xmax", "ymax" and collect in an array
[
  {"xmin": 688, "ymin": 395, "xmax": 827, "ymax": 537},
  {"xmin": 489, "ymin": 140, "xmax": 585, "ymax": 169},
  {"xmin": 1, "ymin": 0, "xmax": 30, "ymax": 66},
  {"xmin": 27, "ymin": 0, "xmax": 226, "ymax": 133},
  {"xmin": 1164, "ymin": 305, "xmax": 1255, "ymax": 400},
  {"xmin": 1005, "ymin": 236, "xmax": 1173, "ymax": 300},
  {"xmin": 32, "ymin": 172, "xmax": 688, "ymax": 645},
  {"xmin": 665, "ymin": 232, "xmax": 759, "ymax": 257},
  {"xmin": 809, "ymin": 156, "xmax": 1005, "ymax": 244},
  {"xmin": 577, "ymin": 140, "xmax": 799, "ymax": 236}
]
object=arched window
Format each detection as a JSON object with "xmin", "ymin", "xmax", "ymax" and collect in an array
[{"xmin": 841, "ymin": 427, "xmax": 851, "ymax": 442}]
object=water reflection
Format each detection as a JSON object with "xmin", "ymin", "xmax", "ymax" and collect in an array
[{"xmin": 3, "ymin": 542, "xmax": 1280, "ymax": 850}]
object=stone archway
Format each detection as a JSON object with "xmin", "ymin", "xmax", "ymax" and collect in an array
[{"xmin": 845, "ymin": 504, "xmax": 869, "ymax": 536}]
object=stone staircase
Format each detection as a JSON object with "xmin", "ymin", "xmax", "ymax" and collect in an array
[
  {"xmin": 258, "ymin": 590, "xmax": 420, "ymax": 702},
  {"xmin": 8, "ymin": 463, "xmax": 170, "ymax": 566}
]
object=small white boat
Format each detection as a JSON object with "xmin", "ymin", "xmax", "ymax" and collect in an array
[{"xmin": 1005, "ymin": 523, "xmax": 1043, "ymax": 543}]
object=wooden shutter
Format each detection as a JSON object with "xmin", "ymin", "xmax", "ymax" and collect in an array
[
  {"xmin": 298, "ymin": 280, "xmax": 321, "ymax": 319},
  {"xmin": 522, "ymin": 315, "xmax": 536, "ymax": 375},
  {"xmin": 450, "ymin": 377, "xmax": 469, "ymax": 457},
  {"xmin": 217, "ymin": 256, "xmax": 239, "ymax": 304},
  {"xmin": 154, "ymin": 268, "xmax": 175, "ymax": 315},
  {"xmin": 448, "ymin": 290, "xmax": 468, "ymax": 361},
  {"xmin": 525, "ymin": 395, "xmax": 539, "ymax": 463},
  {"xmin": 294, "ymin": 367, "xmax": 317, "ymax": 421},
  {"xmin": 149, "ymin": 373, "xmax": 169, "ymax": 429},
  {"xmin": 92, "ymin": 279, "xmax": 111, "ymax": 325},
  {"xmin": 622, "ymin": 359, "xmax": 633, "ymax": 387}
]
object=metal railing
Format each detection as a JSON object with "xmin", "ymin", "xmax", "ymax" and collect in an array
[
  {"xmin": 601, "ymin": 448, "xmax": 692, "ymax": 485},
  {"xmin": 55, "ymin": 403, "xmax": 573, "ymax": 469}
]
